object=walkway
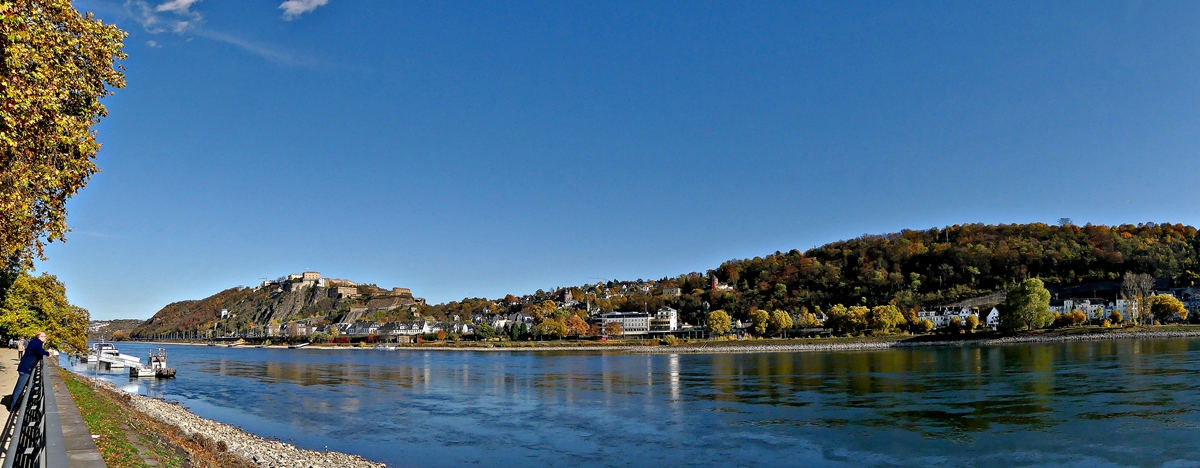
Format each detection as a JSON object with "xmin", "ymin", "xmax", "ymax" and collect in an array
[{"xmin": 47, "ymin": 360, "xmax": 106, "ymax": 467}]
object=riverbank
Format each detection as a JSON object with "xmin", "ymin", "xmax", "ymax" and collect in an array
[
  {"xmin": 127, "ymin": 325, "xmax": 1200, "ymax": 355},
  {"xmin": 638, "ymin": 327, "xmax": 1200, "ymax": 354},
  {"xmin": 62, "ymin": 371, "xmax": 385, "ymax": 468}
]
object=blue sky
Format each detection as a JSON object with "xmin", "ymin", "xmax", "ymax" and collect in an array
[{"xmin": 42, "ymin": 1, "xmax": 1200, "ymax": 319}]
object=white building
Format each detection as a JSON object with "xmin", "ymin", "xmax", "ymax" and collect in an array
[
  {"xmin": 916, "ymin": 307, "xmax": 979, "ymax": 329},
  {"xmin": 985, "ymin": 307, "xmax": 1000, "ymax": 330},
  {"xmin": 596, "ymin": 311, "xmax": 651, "ymax": 335},
  {"xmin": 650, "ymin": 307, "xmax": 679, "ymax": 332}
]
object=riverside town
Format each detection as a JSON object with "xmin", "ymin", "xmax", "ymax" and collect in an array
[{"xmin": 3, "ymin": 1, "xmax": 1200, "ymax": 467}]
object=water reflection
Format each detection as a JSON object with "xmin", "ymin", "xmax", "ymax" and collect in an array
[{"xmin": 64, "ymin": 340, "xmax": 1200, "ymax": 467}]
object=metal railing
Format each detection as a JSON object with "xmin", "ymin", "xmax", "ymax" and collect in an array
[{"xmin": 0, "ymin": 359, "xmax": 67, "ymax": 468}]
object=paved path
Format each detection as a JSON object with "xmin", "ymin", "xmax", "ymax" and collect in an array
[
  {"xmin": 47, "ymin": 361, "xmax": 107, "ymax": 467},
  {"xmin": 0, "ymin": 348, "xmax": 16, "ymax": 421}
]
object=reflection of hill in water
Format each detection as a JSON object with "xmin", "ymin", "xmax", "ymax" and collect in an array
[{"xmin": 70, "ymin": 340, "xmax": 1200, "ymax": 467}]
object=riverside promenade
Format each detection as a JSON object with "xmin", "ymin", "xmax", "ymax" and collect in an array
[{"xmin": 0, "ymin": 348, "xmax": 105, "ymax": 467}]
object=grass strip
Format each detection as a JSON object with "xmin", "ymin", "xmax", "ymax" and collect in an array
[
  {"xmin": 61, "ymin": 371, "xmax": 156, "ymax": 468},
  {"xmin": 61, "ymin": 370, "xmax": 254, "ymax": 468}
]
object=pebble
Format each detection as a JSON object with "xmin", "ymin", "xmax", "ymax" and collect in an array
[{"xmin": 84, "ymin": 378, "xmax": 386, "ymax": 468}]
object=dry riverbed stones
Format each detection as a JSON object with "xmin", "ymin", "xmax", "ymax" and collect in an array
[{"xmin": 84, "ymin": 378, "xmax": 386, "ymax": 468}]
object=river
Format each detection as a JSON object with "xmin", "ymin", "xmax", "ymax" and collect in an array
[{"xmin": 63, "ymin": 339, "xmax": 1200, "ymax": 467}]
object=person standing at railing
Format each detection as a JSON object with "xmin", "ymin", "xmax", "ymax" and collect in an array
[{"xmin": 9, "ymin": 332, "xmax": 56, "ymax": 411}]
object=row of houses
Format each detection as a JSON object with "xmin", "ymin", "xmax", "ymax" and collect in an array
[{"xmin": 915, "ymin": 307, "xmax": 1000, "ymax": 329}]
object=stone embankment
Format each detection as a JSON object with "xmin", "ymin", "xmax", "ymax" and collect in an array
[
  {"xmin": 637, "ymin": 330, "xmax": 1200, "ymax": 354},
  {"xmin": 84, "ymin": 378, "xmax": 385, "ymax": 468}
]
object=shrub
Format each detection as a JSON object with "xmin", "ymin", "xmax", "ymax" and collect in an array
[{"xmin": 1101, "ymin": 319, "xmax": 1112, "ymax": 328}]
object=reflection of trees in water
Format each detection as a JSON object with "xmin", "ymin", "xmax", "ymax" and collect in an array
[{"xmin": 691, "ymin": 339, "xmax": 1200, "ymax": 438}]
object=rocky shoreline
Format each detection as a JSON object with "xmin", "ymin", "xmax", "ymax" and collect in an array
[
  {"xmin": 637, "ymin": 329, "xmax": 1200, "ymax": 354},
  {"xmin": 83, "ymin": 377, "xmax": 385, "ymax": 468}
]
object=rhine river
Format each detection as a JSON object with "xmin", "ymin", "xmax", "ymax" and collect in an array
[{"xmin": 63, "ymin": 339, "xmax": 1200, "ymax": 467}]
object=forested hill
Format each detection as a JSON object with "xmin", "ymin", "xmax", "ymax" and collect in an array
[
  {"xmin": 706, "ymin": 222, "xmax": 1200, "ymax": 315},
  {"xmin": 422, "ymin": 222, "xmax": 1200, "ymax": 326},
  {"xmin": 131, "ymin": 222, "xmax": 1200, "ymax": 336}
]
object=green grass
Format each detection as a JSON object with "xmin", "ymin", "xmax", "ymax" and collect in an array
[{"xmin": 61, "ymin": 372, "xmax": 153, "ymax": 468}]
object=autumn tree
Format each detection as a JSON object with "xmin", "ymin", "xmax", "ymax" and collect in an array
[
  {"xmin": 965, "ymin": 314, "xmax": 979, "ymax": 331},
  {"xmin": 1001, "ymin": 278, "xmax": 1053, "ymax": 331},
  {"xmin": 706, "ymin": 310, "xmax": 731, "ymax": 336},
  {"xmin": 565, "ymin": 315, "xmax": 589, "ymax": 337},
  {"xmin": 534, "ymin": 319, "xmax": 566, "ymax": 340},
  {"xmin": 0, "ymin": 271, "xmax": 87, "ymax": 357},
  {"xmin": 826, "ymin": 305, "xmax": 868, "ymax": 336},
  {"xmin": 604, "ymin": 321, "xmax": 623, "ymax": 337},
  {"xmin": 794, "ymin": 308, "xmax": 820, "ymax": 328},
  {"xmin": 767, "ymin": 310, "xmax": 792, "ymax": 336},
  {"xmin": 750, "ymin": 309, "xmax": 769, "ymax": 336},
  {"xmin": 0, "ymin": 1, "xmax": 127, "ymax": 273},
  {"xmin": 867, "ymin": 304, "xmax": 904, "ymax": 334},
  {"xmin": 1149, "ymin": 295, "xmax": 1188, "ymax": 323},
  {"xmin": 916, "ymin": 318, "xmax": 934, "ymax": 333},
  {"xmin": 1122, "ymin": 272, "xmax": 1155, "ymax": 325}
]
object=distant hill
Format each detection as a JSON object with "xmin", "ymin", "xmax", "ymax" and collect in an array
[
  {"xmin": 133, "ymin": 222, "xmax": 1200, "ymax": 336},
  {"xmin": 88, "ymin": 319, "xmax": 144, "ymax": 341},
  {"xmin": 423, "ymin": 222, "xmax": 1200, "ymax": 325},
  {"xmin": 129, "ymin": 276, "xmax": 424, "ymax": 339}
]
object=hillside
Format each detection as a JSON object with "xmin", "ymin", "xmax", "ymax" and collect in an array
[
  {"xmin": 87, "ymin": 319, "xmax": 144, "ymax": 341},
  {"xmin": 422, "ymin": 222, "xmax": 1200, "ymax": 325},
  {"xmin": 130, "ymin": 276, "xmax": 424, "ymax": 339},
  {"xmin": 133, "ymin": 222, "xmax": 1200, "ymax": 336}
]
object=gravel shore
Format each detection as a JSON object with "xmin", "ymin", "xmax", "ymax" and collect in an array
[
  {"xmin": 637, "ymin": 329, "xmax": 1200, "ymax": 354},
  {"xmin": 84, "ymin": 377, "xmax": 385, "ymax": 468}
]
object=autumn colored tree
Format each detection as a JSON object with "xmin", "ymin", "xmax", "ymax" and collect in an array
[
  {"xmin": 0, "ymin": 271, "xmax": 88, "ymax": 357},
  {"xmin": 0, "ymin": 1, "xmax": 127, "ymax": 272},
  {"xmin": 706, "ymin": 310, "xmax": 731, "ymax": 336},
  {"xmin": 1149, "ymin": 295, "xmax": 1188, "ymax": 323},
  {"xmin": 1122, "ymin": 272, "xmax": 1155, "ymax": 325},
  {"xmin": 965, "ymin": 314, "xmax": 979, "ymax": 331},
  {"xmin": 948, "ymin": 316, "xmax": 963, "ymax": 333},
  {"xmin": 588, "ymin": 323, "xmax": 602, "ymax": 337},
  {"xmin": 767, "ymin": 310, "xmax": 792, "ymax": 336},
  {"xmin": 604, "ymin": 321, "xmax": 623, "ymax": 337},
  {"xmin": 867, "ymin": 304, "xmax": 904, "ymax": 334},
  {"xmin": 1109, "ymin": 310, "xmax": 1123, "ymax": 324},
  {"xmin": 535, "ymin": 319, "xmax": 566, "ymax": 340},
  {"xmin": 1001, "ymin": 278, "xmax": 1053, "ymax": 331},
  {"xmin": 565, "ymin": 315, "xmax": 589, "ymax": 337},
  {"xmin": 794, "ymin": 308, "xmax": 820, "ymax": 328},
  {"xmin": 750, "ymin": 309, "xmax": 770, "ymax": 336},
  {"xmin": 916, "ymin": 318, "xmax": 934, "ymax": 333},
  {"xmin": 826, "ymin": 305, "xmax": 868, "ymax": 336}
]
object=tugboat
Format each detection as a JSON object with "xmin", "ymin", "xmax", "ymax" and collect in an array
[{"xmin": 129, "ymin": 348, "xmax": 176, "ymax": 379}]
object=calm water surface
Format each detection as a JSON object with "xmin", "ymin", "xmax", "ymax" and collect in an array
[{"xmin": 63, "ymin": 340, "xmax": 1200, "ymax": 467}]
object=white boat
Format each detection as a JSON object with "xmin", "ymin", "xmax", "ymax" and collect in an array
[
  {"xmin": 91, "ymin": 342, "xmax": 141, "ymax": 369},
  {"xmin": 129, "ymin": 348, "xmax": 176, "ymax": 378},
  {"xmin": 129, "ymin": 364, "xmax": 154, "ymax": 377}
]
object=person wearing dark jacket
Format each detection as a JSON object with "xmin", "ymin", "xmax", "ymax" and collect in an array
[{"xmin": 10, "ymin": 332, "xmax": 55, "ymax": 410}]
